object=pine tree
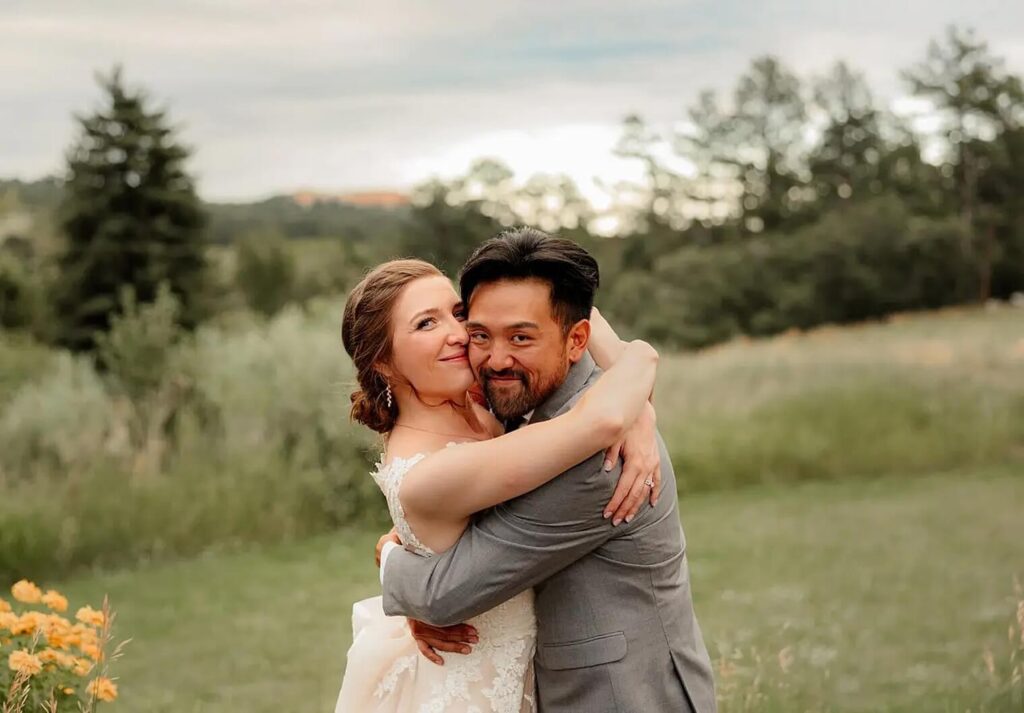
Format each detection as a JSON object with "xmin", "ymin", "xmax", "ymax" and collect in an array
[{"xmin": 55, "ymin": 66, "xmax": 208, "ymax": 351}]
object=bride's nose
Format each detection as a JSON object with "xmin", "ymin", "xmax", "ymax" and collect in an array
[{"xmin": 447, "ymin": 323, "xmax": 469, "ymax": 345}]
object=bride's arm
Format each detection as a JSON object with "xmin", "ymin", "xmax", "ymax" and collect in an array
[
  {"xmin": 587, "ymin": 306, "xmax": 629, "ymax": 370},
  {"xmin": 400, "ymin": 340, "xmax": 659, "ymax": 520},
  {"xmin": 589, "ymin": 306, "xmax": 663, "ymax": 517}
]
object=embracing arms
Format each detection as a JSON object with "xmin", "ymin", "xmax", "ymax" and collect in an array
[
  {"xmin": 400, "ymin": 340, "xmax": 659, "ymax": 521},
  {"xmin": 382, "ymin": 404, "xmax": 678, "ymax": 626}
]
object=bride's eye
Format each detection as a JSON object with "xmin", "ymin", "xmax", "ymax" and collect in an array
[{"xmin": 416, "ymin": 317, "xmax": 437, "ymax": 330}]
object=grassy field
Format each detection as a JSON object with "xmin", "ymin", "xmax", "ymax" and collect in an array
[
  {"xmin": 657, "ymin": 305, "xmax": 1024, "ymax": 490},
  {"xmin": 3, "ymin": 304, "xmax": 1022, "ymax": 581},
  {"xmin": 51, "ymin": 466, "xmax": 1023, "ymax": 713},
  {"xmin": 4, "ymin": 305, "xmax": 1023, "ymax": 710}
]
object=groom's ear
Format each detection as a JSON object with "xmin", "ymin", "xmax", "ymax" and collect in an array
[{"xmin": 565, "ymin": 319, "xmax": 591, "ymax": 364}]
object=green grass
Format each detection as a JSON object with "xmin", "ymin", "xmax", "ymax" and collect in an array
[
  {"xmin": 50, "ymin": 466, "xmax": 1024, "ymax": 713},
  {"xmin": 657, "ymin": 305, "xmax": 1024, "ymax": 490},
  {"xmin": 3, "ymin": 305, "xmax": 1022, "ymax": 580}
]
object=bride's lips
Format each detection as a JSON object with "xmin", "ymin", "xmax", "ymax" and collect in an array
[{"xmin": 439, "ymin": 353, "xmax": 468, "ymax": 363}]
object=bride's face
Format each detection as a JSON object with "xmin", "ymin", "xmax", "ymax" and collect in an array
[{"xmin": 387, "ymin": 275, "xmax": 474, "ymax": 402}]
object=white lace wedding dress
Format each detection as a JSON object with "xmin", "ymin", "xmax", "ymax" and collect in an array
[{"xmin": 335, "ymin": 449, "xmax": 538, "ymax": 713}]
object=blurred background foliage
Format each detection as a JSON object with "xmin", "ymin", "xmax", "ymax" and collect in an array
[{"xmin": 1, "ymin": 27, "xmax": 1023, "ymax": 581}]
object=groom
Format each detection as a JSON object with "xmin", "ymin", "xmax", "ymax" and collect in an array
[{"xmin": 378, "ymin": 228, "xmax": 716, "ymax": 712}]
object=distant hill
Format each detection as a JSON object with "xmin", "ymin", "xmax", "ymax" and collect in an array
[
  {"xmin": 290, "ymin": 190, "xmax": 409, "ymax": 209},
  {"xmin": 0, "ymin": 177, "xmax": 412, "ymax": 245}
]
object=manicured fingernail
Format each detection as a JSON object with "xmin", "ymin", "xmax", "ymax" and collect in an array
[
  {"xmin": 603, "ymin": 511, "xmax": 612, "ymax": 519},
  {"xmin": 625, "ymin": 515, "xmax": 634, "ymax": 523},
  {"xmin": 613, "ymin": 518, "xmax": 622, "ymax": 526},
  {"xmin": 469, "ymin": 636, "xmax": 479, "ymax": 643},
  {"xmin": 603, "ymin": 460, "xmax": 613, "ymax": 471},
  {"xmin": 461, "ymin": 647, "xmax": 471, "ymax": 654}
]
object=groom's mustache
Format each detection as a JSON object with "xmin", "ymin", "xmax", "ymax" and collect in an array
[{"xmin": 480, "ymin": 368, "xmax": 528, "ymax": 385}]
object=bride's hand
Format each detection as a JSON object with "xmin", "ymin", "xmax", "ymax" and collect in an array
[
  {"xmin": 375, "ymin": 528, "xmax": 401, "ymax": 567},
  {"xmin": 602, "ymin": 402, "xmax": 661, "ymax": 525},
  {"xmin": 408, "ymin": 619, "xmax": 479, "ymax": 666}
]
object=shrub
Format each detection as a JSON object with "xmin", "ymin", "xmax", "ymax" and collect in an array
[
  {"xmin": 234, "ymin": 232, "xmax": 298, "ymax": 317},
  {"xmin": 604, "ymin": 196, "xmax": 979, "ymax": 348},
  {"xmin": 0, "ymin": 297, "xmax": 386, "ymax": 580},
  {"xmin": 0, "ymin": 253, "xmax": 45, "ymax": 334},
  {"xmin": 0, "ymin": 353, "xmax": 119, "ymax": 481}
]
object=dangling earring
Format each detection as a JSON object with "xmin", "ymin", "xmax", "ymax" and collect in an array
[{"xmin": 386, "ymin": 383, "xmax": 393, "ymax": 409}]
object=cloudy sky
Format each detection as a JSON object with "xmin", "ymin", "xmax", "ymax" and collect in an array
[{"xmin": 2, "ymin": 0, "xmax": 1023, "ymax": 202}]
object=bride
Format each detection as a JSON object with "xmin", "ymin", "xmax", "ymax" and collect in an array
[{"xmin": 335, "ymin": 258, "xmax": 661, "ymax": 713}]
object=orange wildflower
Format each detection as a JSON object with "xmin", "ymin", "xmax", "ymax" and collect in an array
[
  {"xmin": 41, "ymin": 589, "xmax": 69, "ymax": 613},
  {"xmin": 8, "ymin": 650, "xmax": 43, "ymax": 676},
  {"xmin": 75, "ymin": 606, "xmax": 105, "ymax": 628},
  {"xmin": 87, "ymin": 676, "xmax": 118, "ymax": 702},
  {"xmin": 72, "ymin": 657, "xmax": 94, "ymax": 677},
  {"xmin": 81, "ymin": 641, "xmax": 103, "ymax": 661},
  {"xmin": 11, "ymin": 579, "xmax": 42, "ymax": 604}
]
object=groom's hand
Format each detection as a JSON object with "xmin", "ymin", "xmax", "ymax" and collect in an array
[
  {"xmin": 603, "ymin": 402, "xmax": 661, "ymax": 525},
  {"xmin": 375, "ymin": 528, "xmax": 401, "ymax": 568},
  {"xmin": 408, "ymin": 619, "xmax": 479, "ymax": 666}
]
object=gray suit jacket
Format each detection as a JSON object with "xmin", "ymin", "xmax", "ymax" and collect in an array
[{"xmin": 382, "ymin": 353, "xmax": 717, "ymax": 713}]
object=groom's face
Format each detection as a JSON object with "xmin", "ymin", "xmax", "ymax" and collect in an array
[{"xmin": 465, "ymin": 278, "xmax": 586, "ymax": 421}]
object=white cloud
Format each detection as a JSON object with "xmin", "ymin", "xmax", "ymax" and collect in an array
[{"xmin": 1, "ymin": 0, "xmax": 1022, "ymax": 200}]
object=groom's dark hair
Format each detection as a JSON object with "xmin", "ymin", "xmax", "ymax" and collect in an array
[{"xmin": 459, "ymin": 227, "xmax": 600, "ymax": 334}]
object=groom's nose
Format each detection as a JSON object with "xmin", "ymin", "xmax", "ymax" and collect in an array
[{"xmin": 485, "ymin": 344, "xmax": 515, "ymax": 371}]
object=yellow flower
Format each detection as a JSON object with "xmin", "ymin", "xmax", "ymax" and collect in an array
[
  {"xmin": 62, "ymin": 687, "xmax": 75, "ymax": 695},
  {"xmin": 75, "ymin": 622, "xmax": 98, "ymax": 640},
  {"xmin": 81, "ymin": 642, "xmax": 103, "ymax": 661},
  {"xmin": 38, "ymin": 649, "xmax": 61, "ymax": 664},
  {"xmin": 41, "ymin": 590, "xmax": 68, "ymax": 613},
  {"xmin": 11, "ymin": 618, "xmax": 32, "ymax": 635},
  {"xmin": 60, "ymin": 625, "xmax": 83, "ymax": 649},
  {"xmin": 11, "ymin": 579, "xmax": 42, "ymax": 604},
  {"xmin": 45, "ymin": 615, "xmax": 74, "ymax": 649},
  {"xmin": 8, "ymin": 650, "xmax": 43, "ymax": 676},
  {"xmin": 72, "ymin": 657, "xmax": 94, "ymax": 676},
  {"xmin": 0, "ymin": 598, "xmax": 11, "ymax": 612},
  {"xmin": 13, "ymin": 610, "xmax": 50, "ymax": 636},
  {"xmin": 87, "ymin": 676, "xmax": 118, "ymax": 702},
  {"xmin": 75, "ymin": 606, "xmax": 105, "ymax": 628},
  {"xmin": 0, "ymin": 611, "xmax": 17, "ymax": 631}
]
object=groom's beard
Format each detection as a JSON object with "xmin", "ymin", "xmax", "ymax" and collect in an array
[{"xmin": 479, "ymin": 362, "xmax": 567, "ymax": 422}]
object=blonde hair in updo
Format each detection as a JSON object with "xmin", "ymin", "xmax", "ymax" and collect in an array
[{"xmin": 341, "ymin": 259, "xmax": 445, "ymax": 433}]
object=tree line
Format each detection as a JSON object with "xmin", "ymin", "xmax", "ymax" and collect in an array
[{"xmin": 1, "ymin": 26, "xmax": 1022, "ymax": 352}]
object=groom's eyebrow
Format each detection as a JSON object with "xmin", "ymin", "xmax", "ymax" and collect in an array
[{"xmin": 507, "ymin": 322, "xmax": 539, "ymax": 330}]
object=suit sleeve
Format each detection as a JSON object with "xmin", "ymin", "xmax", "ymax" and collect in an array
[{"xmin": 381, "ymin": 450, "xmax": 633, "ymax": 626}]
